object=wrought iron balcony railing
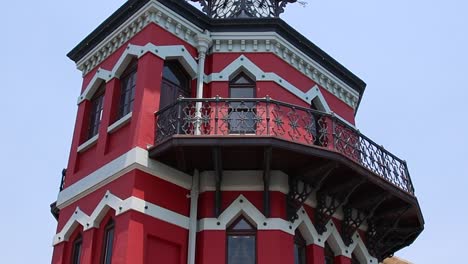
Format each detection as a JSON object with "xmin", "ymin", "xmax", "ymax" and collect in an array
[{"xmin": 154, "ymin": 97, "xmax": 415, "ymax": 195}]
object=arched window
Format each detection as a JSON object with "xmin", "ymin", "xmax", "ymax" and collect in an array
[
  {"xmin": 71, "ymin": 234, "xmax": 83, "ymax": 264},
  {"xmin": 101, "ymin": 219, "xmax": 115, "ymax": 264},
  {"xmin": 294, "ymin": 230, "xmax": 307, "ymax": 264},
  {"xmin": 324, "ymin": 242, "xmax": 334, "ymax": 264},
  {"xmin": 88, "ymin": 83, "xmax": 105, "ymax": 139},
  {"xmin": 227, "ymin": 216, "xmax": 256, "ymax": 264},
  {"xmin": 229, "ymin": 73, "xmax": 256, "ymax": 134},
  {"xmin": 118, "ymin": 59, "xmax": 137, "ymax": 118},
  {"xmin": 160, "ymin": 61, "xmax": 191, "ymax": 109}
]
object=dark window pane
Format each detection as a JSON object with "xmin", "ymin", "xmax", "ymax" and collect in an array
[
  {"xmin": 324, "ymin": 243, "xmax": 334, "ymax": 264},
  {"xmin": 294, "ymin": 231, "xmax": 306, "ymax": 264},
  {"xmin": 227, "ymin": 236, "xmax": 256, "ymax": 264},
  {"xmin": 72, "ymin": 236, "xmax": 82, "ymax": 264},
  {"xmin": 160, "ymin": 61, "xmax": 190, "ymax": 110},
  {"xmin": 163, "ymin": 65, "xmax": 181, "ymax": 86},
  {"xmin": 231, "ymin": 218, "xmax": 254, "ymax": 230},
  {"xmin": 351, "ymin": 254, "xmax": 360, "ymax": 264},
  {"xmin": 119, "ymin": 66, "xmax": 137, "ymax": 118},
  {"xmin": 231, "ymin": 87, "xmax": 254, "ymax": 98},
  {"xmin": 102, "ymin": 222, "xmax": 114, "ymax": 264},
  {"xmin": 88, "ymin": 85, "xmax": 105, "ymax": 139}
]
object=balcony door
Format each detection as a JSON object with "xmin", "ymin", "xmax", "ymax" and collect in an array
[
  {"xmin": 229, "ymin": 73, "xmax": 256, "ymax": 134},
  {"xmin": 160, "ymin": 61, "xmax": 190, "ymax": 109}
]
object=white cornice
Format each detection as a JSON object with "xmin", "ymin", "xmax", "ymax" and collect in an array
[
  {"xmin": 74, "ymin": 1, "xmax": 359, "ymax": 110},
  {"xmin": 210, "ymin": 32, "xmax": 360, "ymax": 110},
  {"xmin": 76, "ymin": 0, "xmax": 204, "ymax": 75}
]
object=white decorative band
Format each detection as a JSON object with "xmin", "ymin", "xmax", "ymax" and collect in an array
[
  {"xmin": 74, "ymin": 1, "xmax": 359, "ymax": 110},
  {"xmin": 53, "ymin": 191, "xmax": 190, "ymax": 245},
  {"xmin": 54, "ymin": 193, "xmax": 377, "ymax": 263},
  {"xmin": 57, "ymin": 147, "xmax": 192, "ymax": 209},
  {"xmin": 77, "ymin": 0, "xmax": 203, "ymax": 75}
]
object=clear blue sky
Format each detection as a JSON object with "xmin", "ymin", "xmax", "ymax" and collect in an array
[{"xmin": 1, "ymin": 1, "xmax": 467, "ymax": 263}]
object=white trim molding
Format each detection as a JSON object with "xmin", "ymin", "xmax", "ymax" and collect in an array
[
  {"xmin": 210, "ymin": 32, "xmax": 360, "ymax": 110},
  {"xmin": 78, "ymin": 43, "xmax": 198, "ymax": 104},
  {"xmin": 203, "ymin": 55, "xmax": 355, "ymax": 127},
  {"xmin": 57, "ymin": 147, "xmax": 192, "ymax": 209},
  {"xmin": 205, "ymin": 55, "xmax": 330, "ymax": 111},
  {"xmin": 77, "ymin": 134, "xmax": 98, "ymax": 153},
  {"xmin": 76, "ymin": 0, "xmax": 204, "ymax": 75},
  {"xmin": 198, "ymin": 195, "xmax": 377, "ymax": 263},
  {"xmin": 53, "ymin": 191, "xmax": 190, "ymax": 245},
  {"xmin": 107, "ymin": 112, "xmax": 132, "ymax": 134}
]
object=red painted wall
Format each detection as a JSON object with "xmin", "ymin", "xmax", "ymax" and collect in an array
[{"xmin": 55, "ymin": 16, "xmax": 364, "ymax": 264}]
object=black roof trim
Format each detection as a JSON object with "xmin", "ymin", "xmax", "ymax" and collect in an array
[{"xmin": 67, "ymin": 0, "xmax": 366, "ymax": 108}]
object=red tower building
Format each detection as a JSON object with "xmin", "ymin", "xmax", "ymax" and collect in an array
[{"xmin": 51, "ymin": 1, "xmax": 424, "ymax": 264}]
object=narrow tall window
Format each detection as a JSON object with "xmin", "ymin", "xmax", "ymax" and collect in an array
[
  {"xmin": 229, "ymin": 73, "xmax": 256, "ymax": 134},
  {"xmin": 71, "ymin": 235, "xmax": 83, "ymax": 264},
  {"xmin": 227, "ymin": 216, "xmax": 256, "ymax": 264},
  {"xmin": 118, "ymin": 60, "xmax": 137, "ymax": 118},
  {"xmin": 88, "ymin": 83, "xmax": 105, "ymax": 139},
  {"xmin": 294, "ymin": 230, "xmax": 307, "ymax": 264},
  {"xmin": 324, "ymin": 242, "xmax": 334, "ymax": 264},
  {"xmin": 101, "ymin": 220, "xmax": 115, "ymax": 264},
  {"xmin": 160, "ymin": 61, "xmax": 190, "ymax": 109}
]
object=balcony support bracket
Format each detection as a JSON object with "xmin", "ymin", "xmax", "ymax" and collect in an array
[
  {"xmin": 315, "ymin": 179, "xmax": 365, "ymax": 234},
  {"xmin": 286, "ymin": 162, "xmax": 337, "ymax": 222},
  {"xmin": 341, "ymin": 194, "xmax": 388, "ymax": 246},
  {"xmin": 366, "ymin": 205, "xmax": 411, "ymax": 261}
]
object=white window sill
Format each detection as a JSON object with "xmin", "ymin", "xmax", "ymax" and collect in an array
[
  {"xmin": 108, "ymin": 112, "xmax": 132, "ymax": 134},
  {"xmin": 77, "ymin": 134, "xmax": 99, "ymax": 153}
]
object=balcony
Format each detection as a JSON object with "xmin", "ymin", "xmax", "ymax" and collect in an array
[{"xmin": 149, "ymin": 97, "xmax": 423, "ymax": 260}]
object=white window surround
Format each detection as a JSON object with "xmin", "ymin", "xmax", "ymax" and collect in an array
[
  {"xmin": 53, "ymin": 192, "xmax": 377, "ymax": 264},
  {"xmin": 78, "ymin": 45, "xmax": 355, "ymax": 128},
  {"xmin": 72, "ymin": 0, "xmax": 360, "ymax": 111},
  {"xmin": 77, "ymin": 134, "xmax": 99, "ymax": 153},
  {"xmin": 107, "ymin": 112, "xmax": 132, "ymax": 134},
  {"xmin": 78, "ymin": 43, "xmax": 198, "ymax": 105}
]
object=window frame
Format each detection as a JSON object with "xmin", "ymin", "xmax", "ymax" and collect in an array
[
  {"xmin": 324, "ymin": 242, "xmax": 335, "ymax": 264},
  {"xmin": 294, "ymin": 230, "xmax": 307, "ymax": 264},
  {"xmin": 101, "ymin": 219, "xmax": 115, "ymax": 264},
  {"xmin": 228, "ymin": 73, "xmax": 257, "ymax": 134},
  {"xmin": 226, "ymin": 216, "xmax": 257, "ymax": 264},
  {"xmin": 118, "ymin": 59, "xmax": 138, "ymax": 119},
  {"xmin": 87, "ymin": 83, "xmax": 106, "ymax": 139},
  {"xmin": 159, "ymin": 60, "xmax": 191, "ymax": 110},
  {"xmin": 71, "ymin": 234, "xmax": 83, "ymax": 264}
]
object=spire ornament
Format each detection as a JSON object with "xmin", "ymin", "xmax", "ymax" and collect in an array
[{"xmin": 189, "ymin": 0, "xmax": 299, "ymax": 19}]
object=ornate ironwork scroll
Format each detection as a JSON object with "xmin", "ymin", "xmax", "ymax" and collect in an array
[
  {"xmin": 154, "ymin": 97, "xmax": 415, "ymax": 195},
  {"xmin": 366, "ymin": 206, "xmax": 413, "ymax": 261},
  {"xmin": 315, "ymin": 179, "xmax": 364, "ymax": 234},
  {"xmin": 341, "ymin": 194, "xmax": 388, "ymax": 246},
  {"xmin": 189, "ymin": 0, "xmax": 297, "ymax": 19},
  {"xmin": 286, "ymin": 177, "xmax": 313, "ymax": 222}
]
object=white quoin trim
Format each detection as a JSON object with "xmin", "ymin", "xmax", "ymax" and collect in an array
[
  {"xmin": 78, "ymin": 43, "xmax": 198, "ymax": 104},
  {"xmin": 53, "ymin": 191, "xmax": 190, "ymax": 246},
  {"xmin": 198, "ymin": 195, "xmax": 377, "ymax": 263}
]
